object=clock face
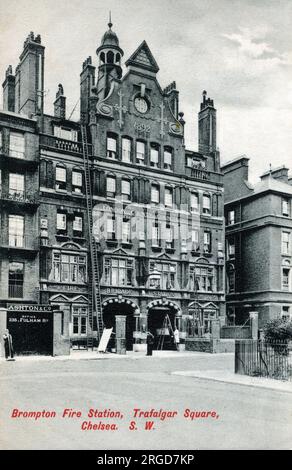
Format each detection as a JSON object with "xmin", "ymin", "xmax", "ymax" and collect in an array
[{"xmin": 134, "ymin": 97, "xmax": 148, "ymax": 114}]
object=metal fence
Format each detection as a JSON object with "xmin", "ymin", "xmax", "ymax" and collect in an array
[{"xmin": 235, "ymin": 339, "xmax": 292, "ymax": 381}]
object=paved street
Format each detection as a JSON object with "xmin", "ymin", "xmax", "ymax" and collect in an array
[{"xmin": 0, "ymin": 353, "xmax": 291, "ymax": 450}]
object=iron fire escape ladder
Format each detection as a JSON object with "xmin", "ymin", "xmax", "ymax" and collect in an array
[{"xmin": 81, "ymin": 124, "xmax": 104, "ymax": 349}]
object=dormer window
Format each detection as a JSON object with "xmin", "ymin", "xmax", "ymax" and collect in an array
[{"xmin": 107, "ymin": 134, "xmax": 117, "ymax": 159}]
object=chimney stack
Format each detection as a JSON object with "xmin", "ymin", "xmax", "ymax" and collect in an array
[
  {"xmin": 2, "ymin": 65, "xmax": 15, "ymax": 112},
  {"xmin": 54, "ymin": 84, "xmax": 66, "ymax": 119}
]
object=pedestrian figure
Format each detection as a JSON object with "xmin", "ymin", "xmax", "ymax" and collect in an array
[
  {"xmin": 173, "ymin": 327, "xmax": 180, "ymax": 351},
  {"xmin": 3, "ymin": 329, "xmax": 14, "ymax": 360},
  {"xmin": 146, "ymin": 331, "xmax": 154, "ymax": 356}
]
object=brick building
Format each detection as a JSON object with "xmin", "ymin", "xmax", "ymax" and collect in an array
[
  {"xmin": 222, "ymin": 156, "xmax": 292, "ymax": 327},
  {"xmin": 0, "ymin": 24, "xmax": 225, "ymax": 351}
]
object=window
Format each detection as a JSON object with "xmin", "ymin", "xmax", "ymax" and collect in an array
[
  {"xmin": 73, "ymin": 215, "xmax": 83, "ymax": 233},
  {"xmin": 52, "ymin": 252, "xmax": 86, "ymax": 283},
  {"xmin": 107, "ymin": 135, "xmax": 117, "ymax": 159},
  {"xmin": 203, "ymin": 195, "xmax": 211, "ymax": 215},
  {"xmin": 72, "ymin": 170, "xmax": 83, "ymax": 193},
  {"xmin": 8, "ymin": 262, "xmax": 24, "ymax": 298},
  {"xmin": 165, "ymin": 187, "xmax": 173, "ymax": 207},
  {"xmin": 282, "ymin": 261, "xmax": 290, "ymax": 290},
  {"xmin": 151, "ymin": 185, "xmax": 160, "ymax": 204},
  {"xmin": 121, "ymin": 180, "xmax": 131, "ymax": 201},
  {"xmin": 150, "ymin": 144, "xmax": 159, "ymax": 168},
  {"xmin": 164, "ymin": 148, "xmax": 172, "ymax": 170},
  {"xmin": 104, "ymin": 258, "xmax": 134, "ymax": 286},
  {"xmin": 282, "ymin": 199, "xmax": 289, "ymax": 217},
  {"xmin": 106, "ymin": 176, "xmax": 116, "ymax": 197},
  {"xmin": 149, "ymin": 262, "xmax": 176, "ymax": 289},
  {"xmin": 227, "ymin": 264, "xmax": 235, "ymax": 293},
  {"xmin": 9, "ymin": 173, "xmax": 24, "ymax": 197},
  {"xmin": 191, "ymin": 265, "xmax": 214, "ymax": 292},
  {"xmin": 282, "ymin": 306, "xmax": 291, "ymax": 321},
  {"xmin": 9, "ymin": 132, "xmax": 25, "ymax": 159},
  {"xmin": 0, "ymin": 130, "xmax": 2, "ymax": 151},
  {"xmin": 56, "ymin": 166, "xmax": 66, "ymax": 190},
  {"xmin": 227, "ymin": 210, "xmax": 235, "ymax": 225},
  {"xmin": 57, "ymin": 212, "xmax": 67, "ymax": 231},
  {"xmin": 204, "ymin": 231, "xmax": 212, "ymax": 253},
  {"xmin": 122, "ymin": 138, "xmax": 131, "ymax": 162},
  {"xmin": 190, "ymin": 193, "xmax": 199, "ymax": 212},
  {"xmin": 136, "ymin": 141, "xmax": 145, "ymax": 163},
  {"xmin": 122, "ymin": 219, "xmax": 131, "ymax": 243},
  {"xmin": 107, "ymin": 215, "xmax": 116, "ymax": 240},
  {"xmin": 72, "ymin": 306, "xmax": 88, "ymax": 336},
  {"xmin": 8, "ymin": 215, "xmax": 24, "ymax": 247},
  {"xmin": 191, "ymin": 229, "xmax": 199, "ymax": 251},
  {"xmin": 227, "ymin": 238, "xmax": 235, "ymax": 259},
  {"xmin": 152, "ymin": 221, "xmax": 161, "ymax": 247},
  {"xmin": 54, "ymin": 126, "xmax": 77, "ymax": 141},
  {"xmin": 282, "ymin": 232, "xmax": 290, "ymax": 255},
  {"xmin": 165, "ymin": 225, "xmax": 174, "ymax": 249}
]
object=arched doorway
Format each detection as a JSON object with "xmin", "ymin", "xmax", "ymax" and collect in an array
[
  {"xmin": 102, "ymin": 298, "xmax": 138, "ymax": 351},
  {"xmin": 147, "ymin": 300, "xmax": 180, "ymax": 350}
]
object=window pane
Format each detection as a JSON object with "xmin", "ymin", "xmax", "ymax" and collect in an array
[
  {"xmin": 165, "ymin": 188, "xmax": 173, "ymax": 206},
  {"xmin": 164, "ymin": 150, "xmax": 172, "ymax": 165},
  {"xmin": 57, "ymin": 213, "xmax": 66, "ymax": 230},
  {"xmin": 151, "ymin": 186, "xmax": 159, "ymax": 203},
  {"xmin": 9, "ymin": 132, "xmax": 25, "ymax": 158},
  {"xmin": 122, "ymin": 180, "xmax": 130, "ymax": 195},
  {"xmin": 151, "ymin": 147, "xmax": 159, "ymax": 164},
  {"xmin": 9, "ymin": 173, "xmax": 24, "ymax": 193},
  {"xmin": 73, "ymin": 216, "xmax": 83, "ymax": 231},
  {"xmin": 56, "ymin": 166, "xmax": 66, "ymax": 182},
  {"xmin": 107, "ymin": 137, "xmax": 117, "ymax": 152},
  {"xmin": 122, "ymin": 138, "xmax": 131, "ymax": 161},
  {"xmin": 136, "ymin": 141, "xmax": 145, "ymax": 160},
  {"xmin": 72, "ymin": 171, "xmax": 82, "ymax": 186},
  {"xmin": 107, "ymin": 177, "xmax": 116, "ymax": 193}
]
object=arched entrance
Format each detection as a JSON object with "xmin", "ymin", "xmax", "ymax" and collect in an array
[
  {"xmin": 102, "ymin": 298, "xmax": 138, "ymax": 351},
  {"xmin": 147, "ymin": 300, "xmax": 180, "ymax": 350}
]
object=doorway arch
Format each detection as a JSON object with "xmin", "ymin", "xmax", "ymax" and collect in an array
[
  {"xmin": 146, "ymin": 299, "xmax": 180, "ymax": 350},
  {"xmin": 102, "ymin": 298, "xmax": 138, "ymax": 351}
]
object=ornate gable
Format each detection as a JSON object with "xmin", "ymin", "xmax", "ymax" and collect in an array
[{"xmin": 125, "ymin": 40, "xmax": 159, "ymax": 73}]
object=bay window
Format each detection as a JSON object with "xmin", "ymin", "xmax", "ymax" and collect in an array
[
  {"xmin": 104, "ymin": 257, "xmax": 134, "ymax": 286},
  {"xmin": 52, "ymin": 252, "xmax": 86, "ymax": 283}
]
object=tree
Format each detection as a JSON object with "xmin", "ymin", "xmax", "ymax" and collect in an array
[{"xmin": 264, "ymin": 318, "xmax": 292, "ymax": 342}]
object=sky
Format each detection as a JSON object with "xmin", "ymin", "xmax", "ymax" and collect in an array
[{"xmin": 0, "ymin": 0, "xmax": 292, "ymax": 183}]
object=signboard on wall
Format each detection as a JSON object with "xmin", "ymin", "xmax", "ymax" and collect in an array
[{"xmin": 7, "ymin": 305, "xmax": 54, "ymax": 355}]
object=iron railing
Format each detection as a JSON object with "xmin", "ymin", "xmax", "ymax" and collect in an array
[
  {"xmin": 235, "ymin": 339, "xmax": 292, "ymax": 381},
  {"xmin": 0, "ymin": 189, "xmax": 38, "ymax": 204},
  {"xmin": 40, "ymin": 134, "xmax": 93, "ymax": 155}
]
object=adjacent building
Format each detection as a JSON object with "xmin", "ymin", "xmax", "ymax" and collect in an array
[
  {"xmin": 0, "ymin": 24, "xmax": 225, "ymax": 351},
  {"xmin": 222, "ymin": 156, "xmax": 292, "ymax": 327}
]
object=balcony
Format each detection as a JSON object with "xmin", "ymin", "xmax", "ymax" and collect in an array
[
  {"xmin": 0, "ymin": 189, "xmax": 39, "ymax": 208},
  {"xmin": 0, "ymin": 234, "xmax": 39, "ymax": 253},
  {"xmin": 40, "ymin": 134, "xmax": 93, "ymax": 156}
]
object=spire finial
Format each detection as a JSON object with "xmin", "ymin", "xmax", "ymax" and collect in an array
[
  {"xmin": 108, "ymin": 11, "xmax": 113, "ymax": 29},
  {"xmin": 269, "ymin": 163, "xmax": 272, "ymax": 175}
]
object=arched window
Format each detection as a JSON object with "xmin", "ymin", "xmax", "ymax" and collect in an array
[
  {"xmin": 116, "ymin": 52, "xmax": 121, "ymax": 64},
  {"xmin": 100, "ymin": 52, "xmax": 105, "ymax": 63},
  {"xmin": 107, "ymin": 51, "xmax": 114, "ymax": 64}
]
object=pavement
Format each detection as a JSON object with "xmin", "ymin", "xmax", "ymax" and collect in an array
[{"xmin": 2, "ymin": 350, "xmax": 292, "ymax": 394}]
